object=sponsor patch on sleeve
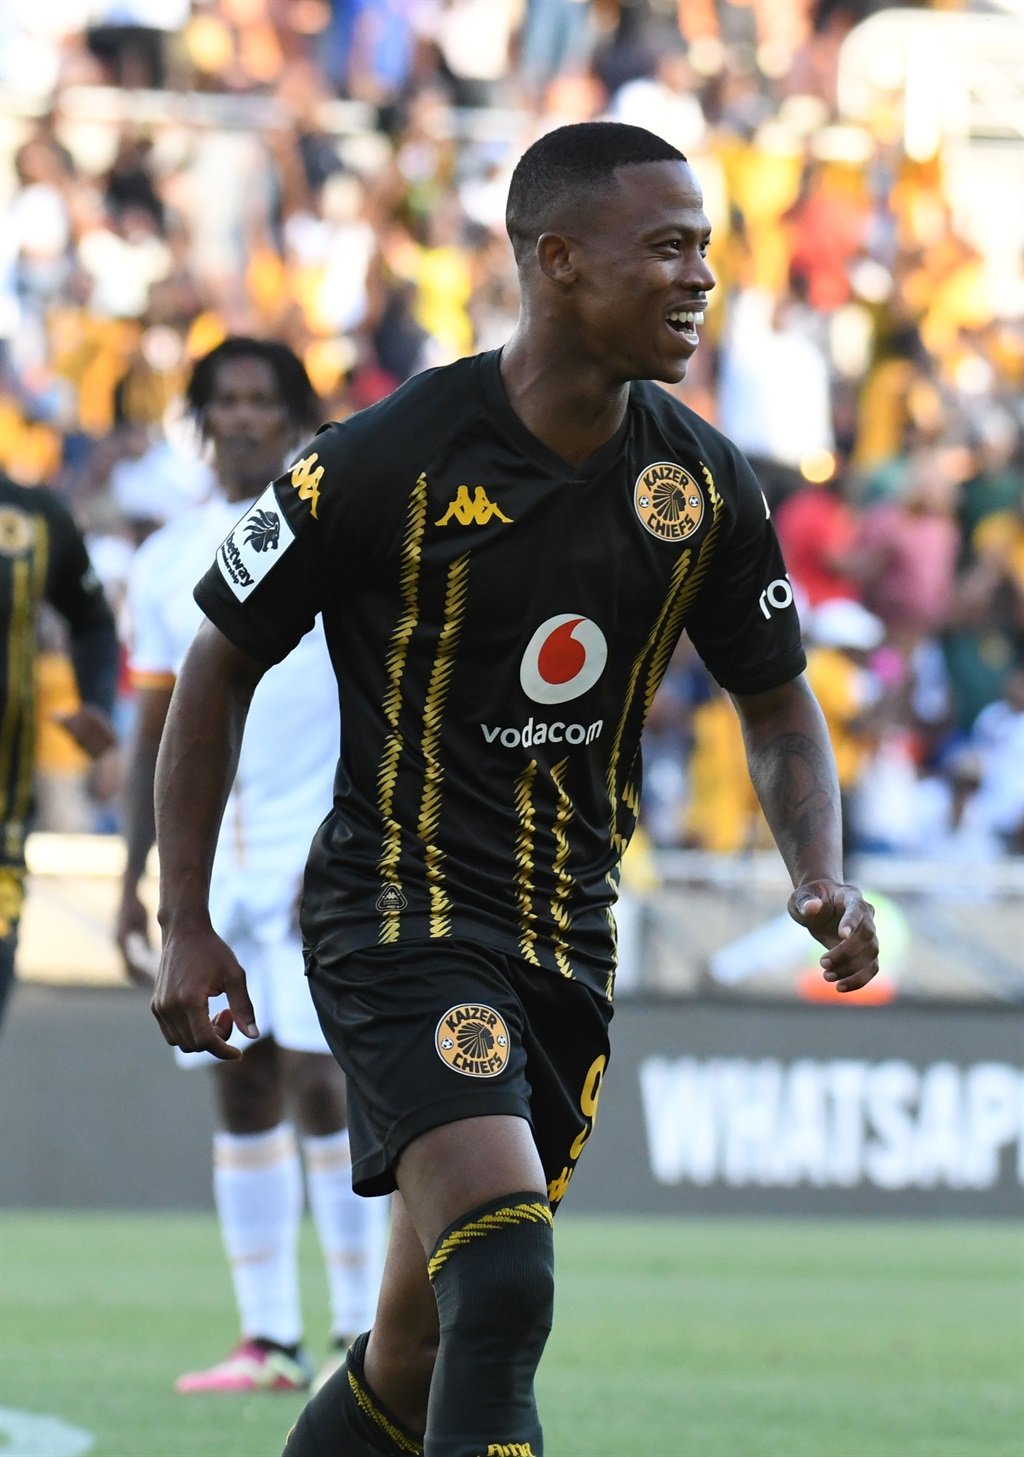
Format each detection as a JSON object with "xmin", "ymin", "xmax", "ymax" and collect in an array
[{"xmin": 215, "ymin": 486, "xmax": 295, "ymax": 601}]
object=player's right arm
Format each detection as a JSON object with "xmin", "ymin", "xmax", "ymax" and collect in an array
[
  {"xmin": 116, "ymin": 681, "xmax": 171, "ymax": 983},
  {"xmin": 116, "ymin": 528, "xmax": 181, "ymax": 983},
  {"xmin": 150, "ymin": 620, "xmax": 267, "ymax": 1060}
]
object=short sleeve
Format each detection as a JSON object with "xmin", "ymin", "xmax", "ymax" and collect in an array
[
  {"xmin": 193, "ymin": 422, "xmax": 360, "ymax": 665},
  {"xmin": 684, "ymin": 447, "xmax": 806, "ymax": 694}
]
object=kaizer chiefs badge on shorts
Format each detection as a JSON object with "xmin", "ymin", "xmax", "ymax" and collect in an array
[
  {"xmin": 435, "ymin": 1004, "xmax": 511, "ymax": 1078},
  {"xmin": 633, "ymin": 461, "xmax": 704, "ymax": 542}
]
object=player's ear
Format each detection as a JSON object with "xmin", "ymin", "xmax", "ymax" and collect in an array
[{"xmin": 536, "ymin": 231, "xmax": 577, "ymax": 284}]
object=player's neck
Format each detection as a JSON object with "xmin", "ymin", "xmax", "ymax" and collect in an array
[
  {"xmin": 499, "ymin": 339, "xmax": 629, "ymax": 469},
  {"xmin": 216, "ymin": 474, "xmax": 261, "ymax": 504}
]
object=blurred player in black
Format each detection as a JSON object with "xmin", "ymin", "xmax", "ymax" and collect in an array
[
  {"xmin": 150, "ymin": 124, "xmax": 880, "ymax": 1456},
  {"xmin": 0, "ymin": 471, "xmax": 118, "ymax": 1027}
]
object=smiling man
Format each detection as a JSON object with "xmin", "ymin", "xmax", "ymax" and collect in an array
[{"xmin": 149, "ymin": 125, "xmax": 879, "ymax": 1456}]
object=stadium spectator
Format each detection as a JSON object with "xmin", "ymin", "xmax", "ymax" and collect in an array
[
  {"xmin": 148, "ymin": 121, "xmax": 878, "ymax": 1457},
  {"xmin": 803, "ymin": 596, "xmax": 888, "ymax": 857},
  {"xmin": 966, "ymin": 660, "xmax": 1024, "ymax": 855},
  {"xmin": 0, "ymin": 471, "xmax": 119, "ymax": 1028},
  {"xmin": 944, "ymin": 457, "xmax": 1024, "ymax": 734},
  {"xmin": 116, "ymin": 337, "xmax": 383, "ymax": 1394},
  {"xmin": 842, "ymin": 444, "xmax": 961, "ymax": 662},
  {"xmin": 517, "ymin": 0, "xmax": 599, "ymax": 104},
  {"xmin": 716, "ymin": 279, "xmax": 836, "ymax": 496},
  {"xmin": 773, "ymin": 471, "xmax": 863, "ymax": 608},
  {"xmin": 0, "ymin": 0, "xmax": 1020, "ymax": 865}
]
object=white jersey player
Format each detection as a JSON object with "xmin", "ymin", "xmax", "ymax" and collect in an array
[{"xmin": 117, "ymin": 338, "xmax": 383, "ymax": 1395}]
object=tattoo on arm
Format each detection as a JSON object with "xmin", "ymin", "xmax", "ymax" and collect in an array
[{"xmin": 747, "ymin": 730, "xmax": 840, "ymax": 868}]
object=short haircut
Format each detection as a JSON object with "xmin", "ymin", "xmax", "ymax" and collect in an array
[
  {"xmin": 186, "ymin": 337, "xmax": 321, "ymax": 438},
  {"xmin": 506, "ymin": 122, "xmax": 686, "ymax": 264}
]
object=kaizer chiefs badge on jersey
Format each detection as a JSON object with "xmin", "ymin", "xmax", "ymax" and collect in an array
[
  {"xmin": 435, "ymin": 1004, "xmax": 510, "ymax": 1078},
  {"xmin": 0, "ymin": 509, "xmax": 33, "ymax": 556},
  {"xmin": 633, "ymin": 461, "xmax": 705, "ymax": 542}
]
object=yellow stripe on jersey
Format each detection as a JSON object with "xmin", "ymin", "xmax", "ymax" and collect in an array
[
  {"xmin": 418, "ymin": 551, "xmax": 470, "ymax": 938},
  {"xmin": 547, "ymin": 758, "xmax": 576, "ymax": 977},
  {"xmin": 604, "ymin": 870, "xmax": 619, "ymax": 1002},
  {"xmin": 0, "ymin": 561, "xmax": 28, "ymax": 819},
  {"xmin": 603, "ymin": 549, "xmax": 693, "ymax": 859},
  {"xmin": 513, "ymin": 758, "xmax": 540, "ymax": 965},
  {"xmin": 377, "ymin": 474, "xmax": 429, "ymax": 942},
  {"xmin": 0, "ymin": 543, "xmax": 37, "ymax": 823},
  {"xmin": 605, "ymin": 468, "xmax": 723, "ymax": 858},
  {"xmin": 641, "ymin": 465, "xmax": 723, "ymax": 719},
  {"xmin": 12, "ymin": 519, "xmax": 49, "ymax": 826}
]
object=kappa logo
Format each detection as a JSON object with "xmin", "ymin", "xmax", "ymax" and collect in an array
[
  {"xmin": 520, "ymin": 614, "xmax": 607, "ymax": 705},
  {"xmin": 243, "ymin": 508, "xmax": 280, "ymax": 553},
  {"xmin": 376, "ymin": 885, "xmax": 408, "ymax": 912},
  {"xmin": 290, "ymin": 452, "xmax": 323, "ymax": 518},
  {"xmin": 436, "ymin": 485, "xmax": 512, "ymax": 527},
  {"xmin": 634, "ymin": 461, "xmax": 705, "ymax": 542},
  {"xmin": 436, "ymin": 1003, "xmax": 511, "ymax": 1078}
]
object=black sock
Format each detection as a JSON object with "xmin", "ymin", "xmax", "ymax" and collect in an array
[
  {"xmin": 282, "ymin": 1333, "xmax": 423, "ymax": 1457},
  {"xmin": 425, "ymin": 1192, "xmax": 554, "ymax": 1457}
]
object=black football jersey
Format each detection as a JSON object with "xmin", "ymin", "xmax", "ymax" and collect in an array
[
  {"xmin": 195, "ymin": 350, "xmax": 805, "ymax": 998},
  {"xmin": 0, "ymin": 476, "xmax": 116, "ymax": 865}
]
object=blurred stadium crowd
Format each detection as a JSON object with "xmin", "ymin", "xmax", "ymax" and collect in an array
[{"xmin": 2, "ymin": 0, "xmax": 1022, "ymax": 863}]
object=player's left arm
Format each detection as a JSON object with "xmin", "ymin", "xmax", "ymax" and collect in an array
[{"xmin": 732, "ymin": 673, "xmax": 879, "ymax": 994}]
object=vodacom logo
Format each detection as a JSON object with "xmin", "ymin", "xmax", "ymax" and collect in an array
[{"xmin": 520, "ymin": 614, "xmax": 607, "ymax": 705}]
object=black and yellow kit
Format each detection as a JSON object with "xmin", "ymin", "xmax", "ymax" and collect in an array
[
  {"xmin": 195, "ymin": 348, "xmax": 805, "ymax": 1002},
  {"xmin": 0, "ymin": 474, "xmax": 118, "ymax": 1020}
]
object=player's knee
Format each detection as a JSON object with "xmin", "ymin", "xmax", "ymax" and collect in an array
[
  {"xmin": 374, "ymin": 1323, "xmax": 438, "ymax": 1383},
  {"xmin": 428, "ymin": 1192, "xmax": 555, "ymax": 1347}
]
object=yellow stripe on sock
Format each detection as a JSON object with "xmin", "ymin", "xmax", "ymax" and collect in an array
[
  {"xmin": 347, "ymin": 1370, "xmax": 423, "ymax": 1455},
  {"xmin": 427, "ymin": 1201, "xmax": 554, "ymax": 1282}
]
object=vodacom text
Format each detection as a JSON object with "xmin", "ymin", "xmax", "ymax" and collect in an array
[{"xmin": 480, "ymin": 716, "xmax": 604, "ymax": 749}]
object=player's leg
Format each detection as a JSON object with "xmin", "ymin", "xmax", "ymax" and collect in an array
[
  {"xmin": 395, "ymin": 1113, "xmax": 553, "ymax": 1457},
  {"xmin": 177, "ymin": 1036, "xmax": 310, "ymax": 1393},
  {"xmin": 292, "ymin": 942, "xmax": 559, "ymax": 1454},
  {"xmin": 285, "ymin": 1117, "xmax": 553, "ymax": 1457},
  {"xmin": 287, "ymin": 1049, "xmax": 387, "ymax": 1370},
  {"xmin": 284, "ymin": 1194, "xmax": 433, "ymax": 1456}
]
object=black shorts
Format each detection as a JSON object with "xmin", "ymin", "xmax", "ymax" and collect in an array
[{"xmin": 305, "ymin": 938, "xmax": 613, "ymax": 1203}]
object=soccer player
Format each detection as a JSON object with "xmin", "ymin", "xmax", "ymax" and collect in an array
[
  {"xmin": 0, "ymin": 470, "xmax": 119, "ymax": 1029},
  {"xmin": 117, "ymin": 338, "xmax": 383, "ymax": 1394},
  {"xmin": 150, "ymin": 126, "xmax": 880, "ymax": 1454}
]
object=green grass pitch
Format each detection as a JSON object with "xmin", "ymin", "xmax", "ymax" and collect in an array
[{"xmin": 1, "ymin": 1211, "xmax": 1021, "ymax": 1456}]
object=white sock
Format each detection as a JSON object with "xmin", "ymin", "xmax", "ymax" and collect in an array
[
  {"xmin": 302, "ymin": 1130, "xmax": 387, "ymax": 1340},
  {"xmin": 213, "ymin": 1124, "xmax": 304, "ymax": 1348}
]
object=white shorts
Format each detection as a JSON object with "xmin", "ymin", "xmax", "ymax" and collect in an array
[{"xmin": 173, "ymin": 893, "xmax": 331, "ymax": 1069}]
